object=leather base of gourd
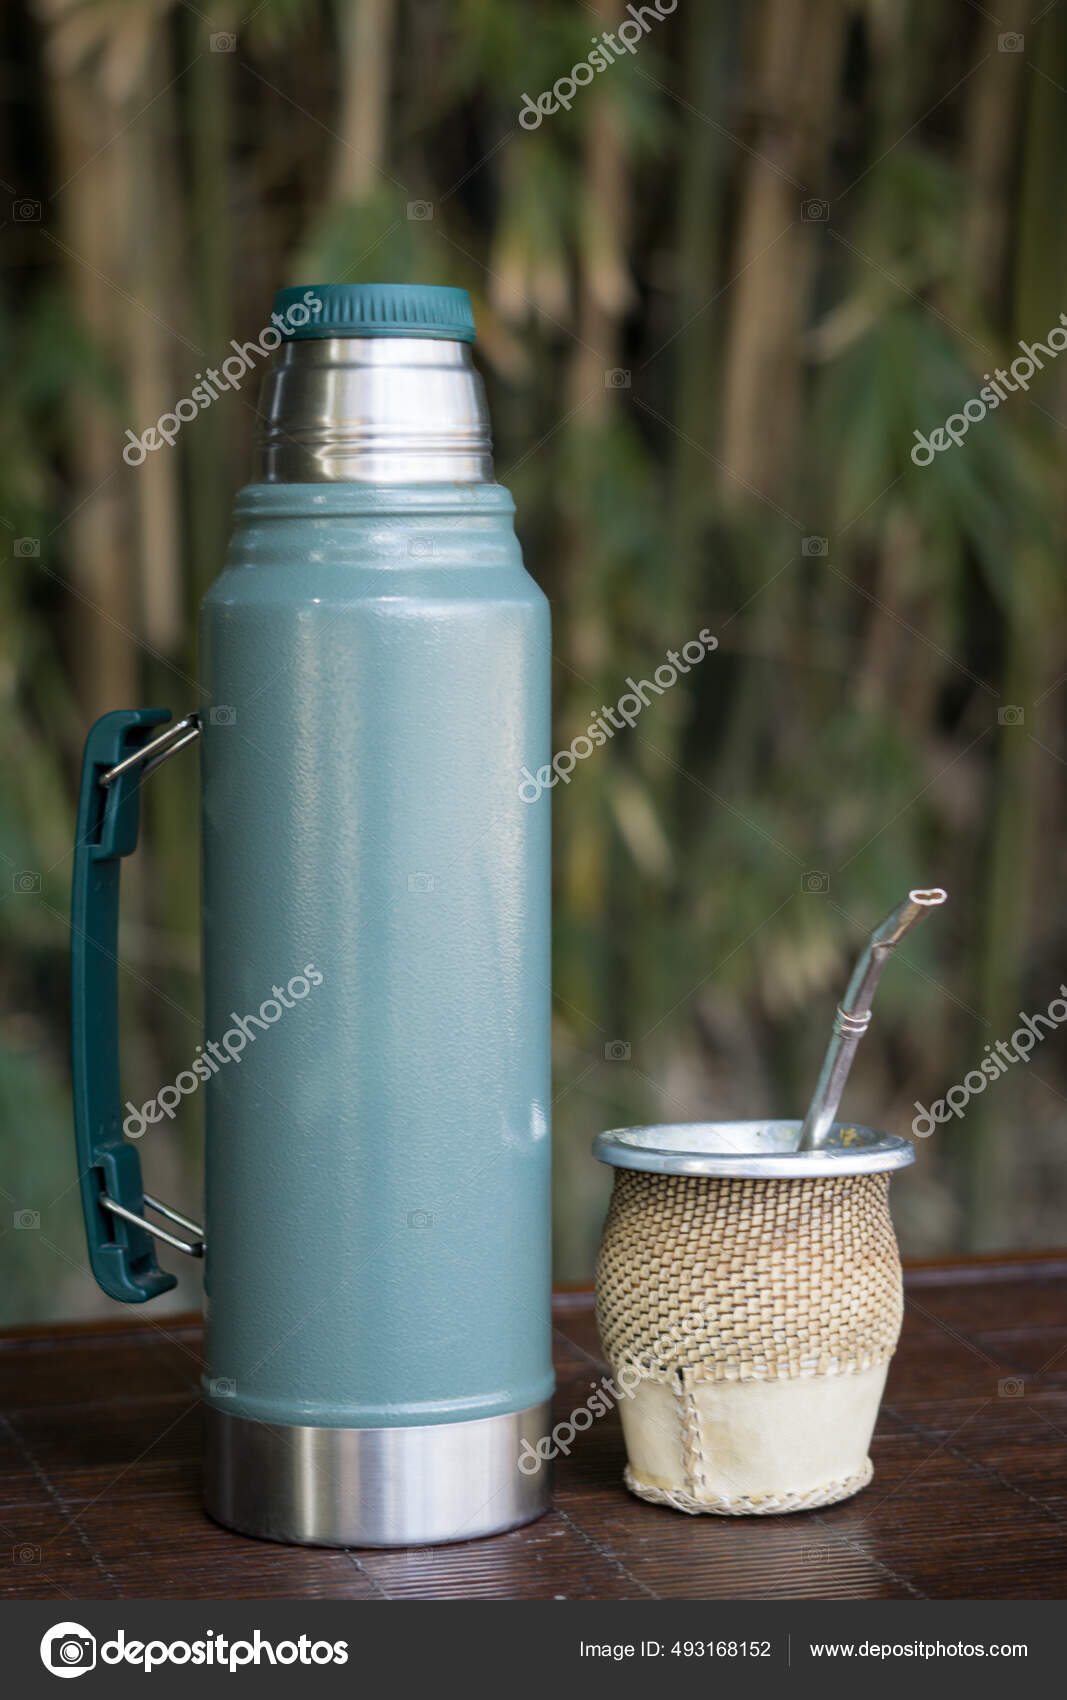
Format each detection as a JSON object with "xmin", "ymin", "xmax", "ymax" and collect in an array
[
  {"xmin": 624, "ymin": 1459, "xmax": 873, "ymax": 1515},
  {"xmin": 615, "ymin": 1362, "xmax": 888, "ymax": 1516}
]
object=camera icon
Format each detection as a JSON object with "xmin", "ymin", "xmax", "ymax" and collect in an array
[
  {"xmin": 997, "ymin": 1376, "xmax": 1025, "ymax": 1398},
  {"xmin": 998, "ymin": 32, "xmax": 1023, "ymax": 52},
  {"xmin": 605, "ymin": 369, "xmax": 631, "ymax": 389},
  {"xmin": 803, "ymin": 1545, "xmax": 829, "ymax": 1563},
  {"xmin": 41, "ymin": 1623, "xmax": 97, "ymax": 1676},
  {"xmin": 998, "ymin": 705, "xmax": 1024, "ymax": 726},
  {"xmin": 407, "ymin": 872, "xmax": 438, "ymax": 893},
  {"xmin": 209, "ymin": 1376, "xmax": 236, "ymax": 1397},
  {"xmin": 209, "ymin": 704, "xmax": 237, "ymax": 726},
  {"xmin": 802, "ymin": 536, "xmax": 828, "ymax": 557},
  {"xmin": 210, "ymin": 32, "xmax": 236, "ymax": 52},
  {"xmin": 14, "ymin": 537, "xmax": 40, "ymax": 557},
  {"xmin": 14, "ymin": 1209, "xmax": 40, "ymax": 1230},
  {"xmin": 408, "ymin": 538, "xmax": 435, "ymax": 557},
  {"xmin": 12, "ymin": 199, "xmax": 41, "ymax": 222},
  {"xmin": 14, "ymin": 1544, "xmax": 41, "ymax": 1564},
  {"xmin": 407, "ymin": 200, "xmax": 434, "ymax": 221},
  {"xmin": 604, "ymin": 1040, "xmax": 631, "ymax": 1062},
  {"xmin": 802, "ymin": 870, "xmax": 829, "ymax": 895},
  {"xmin": 801, "ymin": 198, "xmax": 830, "ymax": 222},
  {"xmin": 407, "ymin": 1209, "xmax": 436, "ymax": 1229},
  {"xmin": 13, "ymin": 870, "xmax": 41, "ymax": 894}
]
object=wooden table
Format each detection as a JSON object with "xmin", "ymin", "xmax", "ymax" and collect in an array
[{"xmin": 2, "ymin": 1255, "xmax": 1065, "ymax": 1600}]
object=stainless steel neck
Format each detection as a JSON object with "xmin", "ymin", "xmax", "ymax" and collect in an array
[{"xmin": 254, "ymin": 337, "xmax": 494, "ymax": 484}]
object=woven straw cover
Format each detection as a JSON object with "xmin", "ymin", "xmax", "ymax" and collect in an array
[{"xmin": 595, "ymin": 1170, "xmax": 902, "ymax": 1385}]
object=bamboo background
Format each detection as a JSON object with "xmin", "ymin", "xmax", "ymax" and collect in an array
[{"xmin": 1, "ymin": 0, "xmax": 1065, "ymax": 1323}]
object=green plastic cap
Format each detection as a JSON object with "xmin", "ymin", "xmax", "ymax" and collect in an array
[{"xmin": 271, "ymin": 284, "xmax": 476, "ymax": 342}]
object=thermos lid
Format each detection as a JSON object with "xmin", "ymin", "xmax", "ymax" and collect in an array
[{"xmin": 271, "ymin": 283, "xmax": 476, "ymax": 343}]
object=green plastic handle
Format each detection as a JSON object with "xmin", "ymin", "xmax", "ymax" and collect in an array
[{"xmin": 71, "ymin": 708, "xmax": 179, "ymax": 1302}]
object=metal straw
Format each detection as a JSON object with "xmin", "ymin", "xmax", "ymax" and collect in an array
[{"xmin": 797, "ymin": 888, "xmax": 948, "ymax": 1152}]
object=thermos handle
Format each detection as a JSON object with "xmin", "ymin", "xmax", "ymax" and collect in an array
[{"xmin": 71, "ymin": 708, "xmax": 205, "ymax": 1302}]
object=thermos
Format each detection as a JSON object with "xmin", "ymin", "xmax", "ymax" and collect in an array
[{"xmin": 70, "ymin": 284, "xmax": 554, "ymax": 1546}]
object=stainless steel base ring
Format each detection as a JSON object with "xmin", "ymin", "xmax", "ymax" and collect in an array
[{"xmin": 204, "ymin": 1400, "xmax": 553, "ymax": 1548}]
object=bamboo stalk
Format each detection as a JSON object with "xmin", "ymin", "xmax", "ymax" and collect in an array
[
  {"xmin": 669, "ymin": 0, "xmax": 728, "ymax": 605},
  {"xmin": 554, "ymin": 0, "xmax": 634, "ymax": 1280},
  {"xmin": 718, "ymin": 0, "xmax": 845, "ymax": 516},
  {"xmin": 963, "ymin": 0, "xmax": 1030, "ymax": 317},
  {"xmin": 186, "ymin": 27, "xmax": 233, "ymax": 604},
  {"xmin": 43, "ymin": 35, "xmax": 137, "ymax": 721},
  {"xmin": 331, "ymin": 0, "xmax": 395, "ymax": 201},
  {"xmin": 966, "ymin": 9, "xmax": 1067, "ymax": 1245},
  {"xmin": 124, "ymin": 39, "xmax": 183, "ymax": 656},
  {"xmin": 713, "ymin": 0, "xmax": 846, "ymax": 817}
]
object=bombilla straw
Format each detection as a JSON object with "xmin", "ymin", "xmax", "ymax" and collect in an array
[{"xmin": 796, "ymin": 888, "xmax": 948, "ymax": 1152}]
